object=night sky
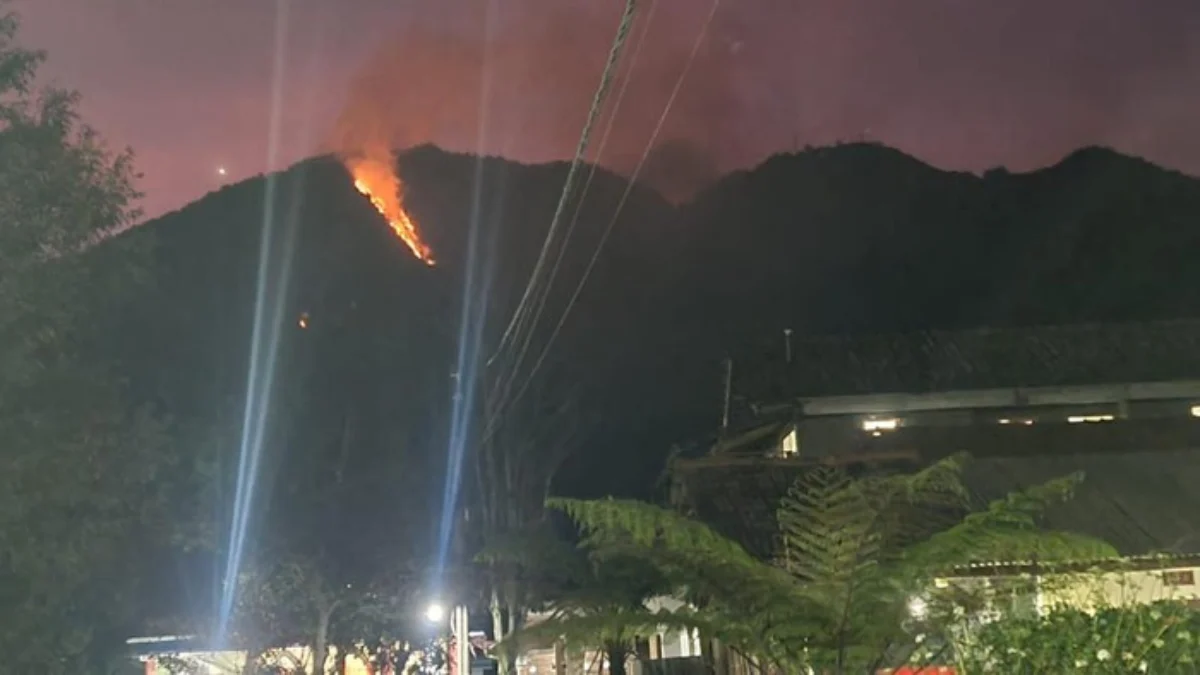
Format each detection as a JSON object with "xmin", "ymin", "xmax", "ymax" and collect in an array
[{"xmin": 15, "ymin": 0, "xmax": 1200, "ymax": 218}]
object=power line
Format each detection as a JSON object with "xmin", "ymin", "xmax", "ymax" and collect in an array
[
  {"xmin": 490, "ymin": 0, "xmax": 661, "ymax": 413},
  {"xmin": 487, "ymin": 0, "xmax": 640, "ymax": 373},
  {"xmin": 483, "ymin": 0, "xmax": 722, "ymax": 441}
]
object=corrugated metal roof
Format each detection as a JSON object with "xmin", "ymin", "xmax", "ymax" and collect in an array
[
  {"xmin": 945, "ymin": 553, "xmax": 1200, "ymax": 577},
  {"xmin": 737, "ymin": 320, "xmax": 1200, "ymax": 400},
  {"xmin": 671, "ymin": 448, "xmax": 1200, "ymax": 559}
]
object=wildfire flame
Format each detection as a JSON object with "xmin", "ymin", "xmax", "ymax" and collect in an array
[{"xmin": 346, "ymin": 156, "xmax": 435, "ymax": 265}]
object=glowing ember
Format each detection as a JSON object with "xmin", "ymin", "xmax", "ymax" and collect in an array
[{"xmin": 346, "ymin": 156, "xmax": 434, "ymax": 265}]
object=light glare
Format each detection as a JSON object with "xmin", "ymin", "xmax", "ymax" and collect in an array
[
  {"xmin": 908, "ymin": 596, "xmax": 928, "ymax": 619},
  {"xmin": 862, "ymin": 418, "xmax": 899, "ymax": 432},
  {"xmin": 1067, "ymin": 414, "xmax": 1114, "ymax": 424},
  {"xmin": 425, "ymin": 603, "xmax": 446, "ymax": 624}
]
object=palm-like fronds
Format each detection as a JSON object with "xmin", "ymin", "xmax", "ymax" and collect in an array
[
  {"xmin": 538, "ymin": 498, "xmax": 824, "ymax": 668},
  {"xmin": 769, "ymin": 455, "xmax": 978, "ymax": 668},
  {"xmin": 904, "ymin": 471, "xmax": 1117, "ymax": 570},
  {"xmin": 530, "ymin": 457, "xmax": 1114, "ymax": 673},
  {"xmin": 547, "ymin": 497, "xmax": 757, "ymax": 565},
  {"xmin": 778, "ymin": 466, "xmax": 880, "ymax": 584}
]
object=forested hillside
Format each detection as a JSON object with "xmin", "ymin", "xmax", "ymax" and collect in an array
[{"xmin": 98, "ymin": 142, "xmax": 1200, "ymax": 506}]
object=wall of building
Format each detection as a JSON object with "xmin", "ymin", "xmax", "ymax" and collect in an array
[
  {"xmin": 144, "ymin": 645, "xmax": 401, "ymax": 674},
  {"xmin": 1044, "ymin": 565, "xmax": 1200, "ymax": 611},
  {"xmin": 940, "ymin": 562, "xmax": 1200, "ymax": 619},
  {"xmin": 516, "ymin": 597, "xmax": 706, "ymax": 675}
]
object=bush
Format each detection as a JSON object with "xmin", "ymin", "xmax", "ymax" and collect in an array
[{"xmin": 956, "ymin": 601, "xmax": 1200, "ymax": 673}]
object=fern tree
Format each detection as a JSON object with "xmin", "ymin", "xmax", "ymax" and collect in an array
[
  {"xmin": 535, "ymin": 454, "xmax": 1116, "ymax": 674},
  {"xmin": 481, "ymin": 524, "xmax": 670, "ymax": 675}
]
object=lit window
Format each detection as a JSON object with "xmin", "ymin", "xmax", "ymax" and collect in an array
[
  {"xmin": 1191, "ymin": 405, "xmax": 1200, "ymax": 418},
  {"xmin": 780, "ymin": 428, "xmax": 798, "ymax": 457},
  {"xmin": 298, "ymin": 311, "xmax": 310, "ymax": 329},
  {"xmin": 1067, "ymin": 414, "xmax": 1114, "ymax": 424},
  {"xmin": 998, "ymin": 418, "xmax": 1011, "ymax": 425},
  {"xmin": 862, "ymin": 418, "xmax": 899, "ymax": 432}
]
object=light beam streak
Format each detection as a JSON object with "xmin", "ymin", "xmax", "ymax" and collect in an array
[
  {"xmin": 435, "ymin": 0, "xmax": 500, "ymax": 578},
  {"xmin": 217, "ymin": 0, "xmax": 296, "ymax": 641}
]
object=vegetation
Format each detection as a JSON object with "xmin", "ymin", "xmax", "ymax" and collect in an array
[
  {"xmin": 526, "ymin": 455, "xmax": 1115, "ymax": 674},
  {"xmin": 180, "ymin": 550, "xmax": 428, "ymax": 674},
  {"xmin": 480, "ymin": 522, "xmax": 668, "ymax": 675},
  {"xmin": 0, "ymin": 7, "xmax": 187, "ymax": 673},
  {"xmin": 469, "ymin": 381, "xmax": 595, "ymax": 674},
  {"xmin": 117, "ymin": 115, "xmax": 1200, "ymax": 505},
  {"xmin": 955, "ymin": 602, "xmax": 1200, "ymax": 673},
  {"xmin": 6, "ymin": 0, "xmax": 1200, "ymax": 670},
  {"xmin": 205, "ymin": 409, "xmax": 446, "ymax": 675}
]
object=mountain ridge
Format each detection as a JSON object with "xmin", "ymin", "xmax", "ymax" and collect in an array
[
  {"xmin": 86, "ymin": 140, "xmax": 1200, "ymax": 631},
  {"xmin": 98, "ymin": 140, "xmax": 1200, "ymax": 507}
]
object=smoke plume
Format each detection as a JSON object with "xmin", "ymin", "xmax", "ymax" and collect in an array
[{"xmin": 326, "ymin": 0, "xmax": 743, "ymax": 201}]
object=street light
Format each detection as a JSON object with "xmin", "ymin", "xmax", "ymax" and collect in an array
[
  {"xmin": 424, "ymin": 600, "xmax": 469, "ymax": 674},
  {"xmin": 425, "ymin": 603, "xmax": 447, "ymax": 624}
]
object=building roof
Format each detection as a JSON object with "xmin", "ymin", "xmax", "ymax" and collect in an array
[
  {"xmin": 711, "ymin": 420, "xmax": 792, "ymax": 456},
  {"xmin": 945, "ymin": 553, "xmax": 1200, "ymax": 578},
  {"xmin": 687, "ymin": 320, "xmax": 1200, "ymax": 561},
  {"xmin": 670, "ymin": 451, "xmax": 921, "ymax": 558},
  {"xmin": 671, "ymin": 447, "xmax": 1200, "ymax": 560},
  {"xmin": 738, "ymin": 319, "xmax": 1200, "ymax": 402},
  {"xmin": 797, "ymin": 379, "xmax": 1200, "ymax": 417}
]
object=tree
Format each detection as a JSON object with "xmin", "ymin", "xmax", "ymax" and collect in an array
[
  {"xmin": 530, "ymin": 455, "xmax": 1116, "ymax": 674},
  {"xmin": 470, "ymin": 375, "xmax": 593, "ymax": 673},
  {"xmin": 481, "ymin": 523, "xmax": 668, "ymax": 675},
  {"xmin": 220, "ymin": 550, "xmax": 435, "ymax": 675},
  {"xmin": 208, "ymin": 388, "xmax": 452, "ymax": 675},
  {"xmin": 0, "ymin": 7, "xmax": 185, "ymax": 673}
]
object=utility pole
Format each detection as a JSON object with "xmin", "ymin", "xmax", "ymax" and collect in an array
[
  {"xmin": 721, "ymin": 357, "xmax": 733, "ymax": 434},
  {"xmin": 453, "ymin": 605, "xmax": 471, "ymax": 675}
]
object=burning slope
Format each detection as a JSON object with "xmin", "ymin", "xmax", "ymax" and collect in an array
[
  {"xmin": 345, "ymin": 154, "xmax": 435, "ymax": 265},
  {"xmin": 323, "ymin": 0, "xmax": 740, "ymax": 208}
]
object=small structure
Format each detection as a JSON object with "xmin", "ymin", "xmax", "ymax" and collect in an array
[
  {"xmin": 515, "ymin": 598, "xmax": 725, "ymax": 675},
  {"xmin": 670, "ymin": 320, "xmax": 1200, "ymax": 559},
  {"xmin": 939, "ymin": 553, "xmax": 1200, "ymax": 616}
]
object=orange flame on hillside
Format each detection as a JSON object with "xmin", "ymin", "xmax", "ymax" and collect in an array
[{"xmin": 346, "ymin": 155, "xmax": 435, "ymax": 265}]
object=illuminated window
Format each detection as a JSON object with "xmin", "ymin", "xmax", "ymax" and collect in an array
[
  {"xmin": 298, "ymin": 311, "xmax": 310, "ymax": 329},
  {"xmin": 998, "ymin": 418, "xmax": 1011, "ymax": 425},
  {"xmin": 862, "ymin": 418, "xmax": 899, "ymax": 432},
  {"xmin": 780, "ymin": 428, "xmax": 798, "ymax": 457},
  {"xmin": 1067, "ymin": 414, "xmax": 1114, "ymax": 424},
  {"xmin": 1191, "ymin": 405, "xmax": 1200, "ymax": 418}
]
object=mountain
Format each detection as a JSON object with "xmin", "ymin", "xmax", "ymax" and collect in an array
[
  {"xmin": 85, "ymin": 140, "xmax": 1200, "ymax": 631},
  {"xmin": 96, "ymin": 142, "xmax": 1200, "ymax": 512},
  {"xmin": 674, "ymin": 144, "xmax": 1200, "ymax": 342}
]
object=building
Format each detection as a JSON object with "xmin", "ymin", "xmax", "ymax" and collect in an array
[
  {"xmin": 129, "ymin": 637, "xmax": 433, "ymax": 674},
  {"xmin": 515, "ymin": 598, "xmax": 718, "ymax": 675},
  {"xmin": 939, "ymin": 554, "xmax": 1200, "ymax": 616},
  {"xmin": 671, "ymin": 320, "xmax": 1200, "ymax": 559}
]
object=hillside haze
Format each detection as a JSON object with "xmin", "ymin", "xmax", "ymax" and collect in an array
[{"xmin": 102, "ymin": 143, "xmax": 1200, "ymax": 515}]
